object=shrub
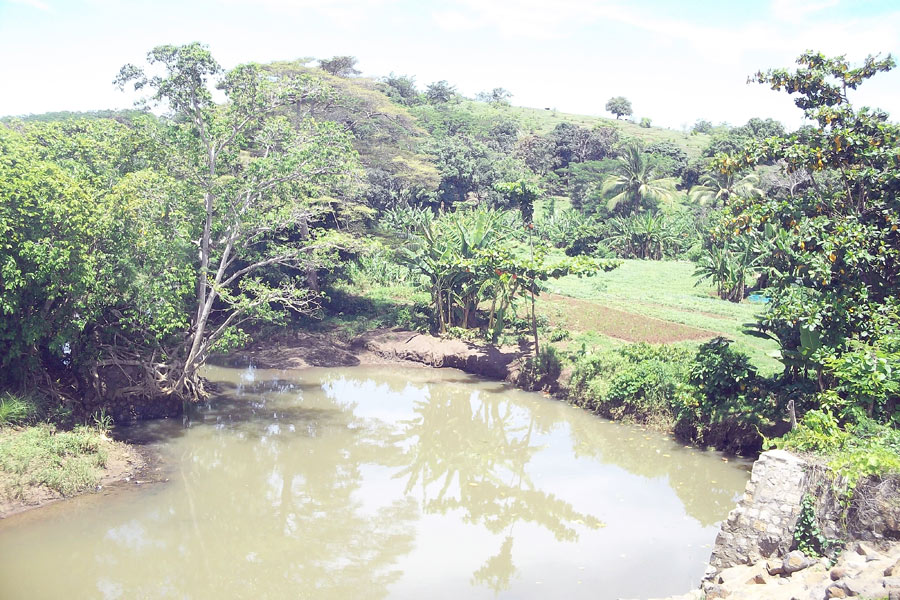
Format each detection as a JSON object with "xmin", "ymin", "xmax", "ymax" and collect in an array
[
  {"xmin": 547, "ymin": 327, "xmax": 571, "ymax": 342},
  {"xmin": 689, "ymin": 337, "xmax": 758, "ymax": 414},
  {"xmin": 533, "ymin": 346, "xmax": 562, "ymax": 381},
  {"xmin": 570, "ymin": 343, "xmax": 693, "ymax": 422}
]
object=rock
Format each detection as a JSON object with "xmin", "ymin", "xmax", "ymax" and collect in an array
[
  {"xmin": 783, "ymin": 550, "xmax": 815, "ymax": 574},
  {"xmin": 889, "ymin": 589, "xmax": 900, "ymax": 600},
  {"xmin": 747, "ymin": 573, "xmax": 767, "ymax": 584},
  {"xmin": 767, "ymin": 559, "xmax": 785, "ymax": 576},
  {"xmin": 702, "ymin": 582, "xmax": 730, "ymax": 598},
  {"xmin": 886, "ymin": 559, "xmax": 900, "ymax": 577},
  {"xmin": 841, "ymin": 577, "xmax": 885, "ymax": 598},
  {"xmin": 885, "ymin": 577, "xmax": 900, "ymax": 588},
  {"xmin": 855, "ymin": 541, "xmax": 885, "ymax": 561},
  {"xmin": 830, "ymin": 566, "xmax": 846, "ymax": 581},
  {"xmin": 825, "ymin": 584, "xmax": 847, "ymax": 598}
]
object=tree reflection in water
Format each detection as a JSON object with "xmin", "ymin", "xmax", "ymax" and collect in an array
[{"xmin": 388, "ymin": 383, "xmax": 604, "ymax": 592}]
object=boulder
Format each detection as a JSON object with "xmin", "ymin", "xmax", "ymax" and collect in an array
[
  {"xmin": 855, "ymin": 541, "xmax": 885, "ymax": 561},
  {"xmin": 782, "ymin": 550, "xmax": 815, "ymax": 575},
  {"xmin": 766, "ymin": 559, "xmax": 784, "ymax": 576},
  {"xmin": 886, "ymin": 559, "xmax": 900, "ymax": 577},
  {"xmin": 825, "ymin": 584, "xmax": 847, "ymax": 598}
]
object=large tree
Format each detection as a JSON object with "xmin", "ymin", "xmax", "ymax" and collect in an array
[
  {"xmin": 115, "ymin": 43, "xmax": 360, "ymax": 399},
  {"xmin": 605, "ymin": 96, "xmax": 632, "ymax": 119},
  {"xmin": 720, "ymin": 52, "xmax": 899, "ymax": 415}
]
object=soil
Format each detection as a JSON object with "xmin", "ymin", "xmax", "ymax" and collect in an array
[{"xmin": 538, "ymin": 293, "xmax": 718, "ymax": 343}]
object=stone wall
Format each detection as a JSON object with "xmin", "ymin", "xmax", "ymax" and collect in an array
[
  {"xmin": 708, "ymin": 450, "xmax": 808, "ymax": 572},
  {"xmin": 708, "ymin": 449, "xmax": 900, "ymax": 576}
]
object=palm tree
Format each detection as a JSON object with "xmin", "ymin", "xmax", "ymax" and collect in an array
[
  {"xmin": 601, "ymin": 143, "xmax": 677, "ymax": 215},
  {"xmin": 689, "ymin": 170, "xmax": 763, "ymax": 207}
]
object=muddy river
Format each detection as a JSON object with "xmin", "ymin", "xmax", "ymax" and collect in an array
[{"xmin": 0, "ymin": 365, "xmax": 750, "ymax": 599}]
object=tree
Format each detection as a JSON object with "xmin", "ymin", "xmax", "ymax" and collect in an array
[
  {"xmin": 601, "ymin": 143, "xmax": 677, "ymax": 214},
  {"xmin": 426, "ymin": 135, "xmax": 497, "ymax": 207},
  {"xmin": 605, "ymin": 96, "xmax": 632, "ymax": 119},
  {"xmin": 494, "ymin": 178, "xmax": 540, "ymax": 223},
  {"xmin": 644, "ymin": 141, "xmax": 688, "ymax": 178},
  {"xmin": 475, "ymin": 88, "xmax": 512, "ymax": 105},
  {"xmin": 692, "ymin": 119, "xmax": 713, "ymax": 134},
  {"xmin": 380, "ymin": 73, "xmax": 420, "ymax": 106},
  {"xmin": 689, "ymin": 169, "xmax": 763, "ymax": 207},
  {"xmin": 425, "ymin": 80, "xmax": 457, "ymax": 104},
  {"xmin": 725, "ymin": 51, "xmax": 899, "ymax": 406},
  {"xmin": 547, "ymin": 123, "xmax": 618, "ymax": 170},
  {"xmin": 115, "ymin": 43, "xmax": 360, "ymax": 400},
  {"xmin": 318, "ymin": 55, "xmax": 360, "ymax": 77}
]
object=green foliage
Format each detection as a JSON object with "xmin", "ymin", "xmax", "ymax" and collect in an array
[
  {"xmin": 777, "ymin": 411, "xmax": 900, "ymax": 507},
  {"xmin": 693, "ymin": 230, "xmax": 759, "ymax": 302},
  {"xmin": 639, "ymin": 117, "xmax": 652, "ymax": 128},
  {"xmin": 494, "ymin": 178, "xmax": 541, "ymax": 223},
  {"xmin": 570, "ymin": 343, "xmax": 694, "ymax": 422},
  {"xmin": 114, "ymin": 43, "xmax": 363, "ymax": 397},
  {"xmin": 690, "ymin": 337, "xmax": 759, "ymax": 407},
  {"xmin": 0, "ymin": 393, "xmax": 38, "ymax": 427},
  {"xmin": 776, "ymin": 409, "xmax": 847, "ymax": 453},
  {"xmin": 532, "ymin": 345, "xmax": 562, "ymax": 381},
  {"xmin": 819, "ymin": 335, "xmax": 900, "ymax": 423},
  {"xmin": 793, "ymin": 494, "xmax": 843, "ymax": 558},
  {"xmin": 601, "ymin": 143, "xmax": 677, "ymax": 215},
  {"xmin": 692, "ymin": 120, "xmax": 713, "ymax": 135},
  {"xmin": 605, "ymin": 96, "xmax": 633, "ymax": 120},
  {"xmin": 715, "ymin": 51, "xmax": 900, "ymax": 391},
  {"xmin": 318, "ymin": 55, "xmax": 360, "ymax": 77},
  {"xmin": 547, "ymin": 327, "xmax": 571, "ymax": 342},
  {"xmin": 604, "ymin": 211, "xmax": 689, "ymax": 260},
  {"xmin": 394, "ymin": 205, "xmax": 618, "ymax": 340},
  {"xmin": 644, "ymin": 141, "xmax": 688, "ymax": 178}
]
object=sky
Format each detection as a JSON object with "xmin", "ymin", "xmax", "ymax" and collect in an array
[{"xmin": 1, "ymin": 0, "xmax": 900, "ymax": 130}]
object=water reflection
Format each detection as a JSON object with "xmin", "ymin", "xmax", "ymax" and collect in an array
[
  {"xmin": 0, "ymin": 366, "xmax": 749, "ymax": 600},
  {"xmin": 385, "ymin": 383, "xmax": 603, "ymax": 591}
]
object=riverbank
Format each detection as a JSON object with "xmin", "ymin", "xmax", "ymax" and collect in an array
[{"xmin": 0, "ymin": 423, "xmax": 149, "ymax": 518}]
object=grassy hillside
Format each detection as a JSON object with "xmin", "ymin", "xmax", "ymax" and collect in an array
[{"xmin": 461, "ymin": 100, "xmax": 711, "ymax": 158}]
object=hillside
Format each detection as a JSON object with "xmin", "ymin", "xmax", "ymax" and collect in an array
[{"xmin": 458, "ymin": 100, "xmax": 710, "ymax": 158}]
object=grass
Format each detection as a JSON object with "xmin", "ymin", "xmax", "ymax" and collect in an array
[
  {"xmin": 460, "ymin": 101, "xmax": 711, "ymax": 158},
  {"xmin": 540, "ymin": 258, "xmax": 781, "ymax": 374},
  {"xmin": 0, "ymin": 392, "xmax": 37, "ymax": 426},
  {"xmin": 0, "ymin": 423, "xmax": 112, "ymax": 499}
]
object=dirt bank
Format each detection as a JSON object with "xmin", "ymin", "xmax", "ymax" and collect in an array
[{"xmin": 219, "ymin": 328, "xmax": 532, "ymax": 382}]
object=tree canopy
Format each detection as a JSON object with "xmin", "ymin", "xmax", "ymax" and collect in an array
[{"xmin": 605, "ymin": 96, "xmax": 633, "ymax": 119}]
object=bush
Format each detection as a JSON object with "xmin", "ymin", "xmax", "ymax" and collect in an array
[
  {"xmin": 777, "ymin": 411, "xmax": 900, "ymax": 505},
  {"xmin": 570, "ymin": 343, "xmax": 693, "ymax": 422},
  {"xmin": 690, "ymin": 337, "xmax": 758, "ymax": 414},
  {"xmin": 533, "ymin": 346, "xmax": 562, "ymax": 381},
  {"xmin": 547, "ymin": 327, "xmax": 571, "ymax": 342}
]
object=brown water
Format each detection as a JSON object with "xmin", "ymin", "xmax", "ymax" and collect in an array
[{"xmin": 0, "ymin": 365, "xmax": 749, "ymax": 599}]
